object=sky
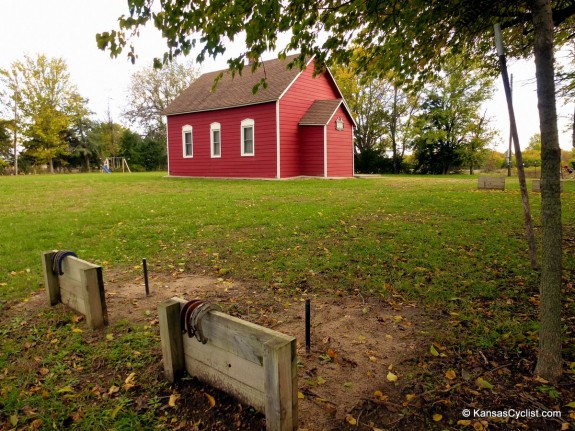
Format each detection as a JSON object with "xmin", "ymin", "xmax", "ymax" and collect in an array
[{"xmin": 1, "ymin": 0, "xmax": 573, "ymax": 152}]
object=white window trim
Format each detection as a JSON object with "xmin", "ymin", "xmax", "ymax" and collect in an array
[
  {"xmin": 241, "ymin": 118, "xmax": 255, "ymax": 157},
  {"xmin": 210, "ymin": 122, "xmax": 221, "ymax": 158},
  {"xmin": 182, "ymin": 125, "xmax": 193, "ymax": 158}
]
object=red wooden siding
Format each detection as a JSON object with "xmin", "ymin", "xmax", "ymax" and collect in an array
[
  {"xmin": 299, "ymin": 126, "xmax": 324, "ymax": 177},
  {"xmin": 167, "ymin": 102, "xmax": 277, "ymax": 178},
  {"xmin": 327, "ymin": 106, "xmax": 354, "ymax": 177},
  {"xmin": 279, "ymin": 61, "xmax": 341, "ymax": 178}
]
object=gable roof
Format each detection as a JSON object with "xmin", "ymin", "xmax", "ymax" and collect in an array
[
  {"xmin": 299, "ymin": 99, "xmax": 344, "ymax": 125},
  {"xmin": 163, "ymin": 54, "xmax": 304, "ymax": 116}
]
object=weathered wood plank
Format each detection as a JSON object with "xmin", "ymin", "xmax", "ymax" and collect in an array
[
  {"xmin": 173, "ymin": 298, "xmax": 293, "ymax": 365},
  {"xmin": 183, "ymin": 337, "xmax": 265, "ymax": 393},
  {"xmin": 42, "ymin": 251, "xmax": 59, "ymax": 305},
  {"xmin": 158, "ymin": 299, "xmax": 185, "ymax": 383},
  {"xmin": 59, "ymin": 278, "xmax": 87, "ymax": 315},
  {"xmin": 59, "ymin": 256, "xmax": 100, "ymax": 284},
  {"xmin": 185, "ymin": 355, "xmax": 266, "ymax": 411},
  {"xmin": 478, "ymin": 176, "xmax": 505, "ymax": 190}
]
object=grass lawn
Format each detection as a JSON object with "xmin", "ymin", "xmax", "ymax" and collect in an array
[{"xmin": 1, "ymin": 172, "xmax": 574, "ymax": 429}]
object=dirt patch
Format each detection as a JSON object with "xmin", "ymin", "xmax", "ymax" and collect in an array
[
  {"xmin": 6, "ymin": 270, "xmax": 429, "ymax": 430},
  {"xmin": 104, "ymin": 271, "xmax": 428, "ymax": 430}
]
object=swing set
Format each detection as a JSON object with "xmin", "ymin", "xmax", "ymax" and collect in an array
[{"xmin": 101, "ymin": 157, "xmax": 131, "ymax": 173}]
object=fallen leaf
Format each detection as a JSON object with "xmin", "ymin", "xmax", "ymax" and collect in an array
[
  {"xmin": 445, "ymin": 369, "xmax": 457, "ymax": 380},
  {"xmin": 458, "ymin": 419, "xmax": 472, "ymax": 426},
  {"xmin": 30, "ymin": 418, "xmax": 43, "ymax": 430},
  {"xmin": 110, "ymin": 405, "xmax": 122, "ymax": 419},
  {"xmin": 57, "ymin": 386, "xmax": 75, "ymax": 394},
  {"xmin": 10, "ymin": 414, "xmax": 18, "ymax": 426},
  {"xmin": 369, "ymin": 356, "xmax": 378, "ymax": 363},
  {"xmin": 298, "ymin": 391, "xmax": 305, "ymax": 399},
  {"xmin": 169, "ymin": 393, "xmax": 180, "ymax": 407},
  {"xmin": 561, "ymin": 423, "xmax": 570, "ymax": 431},
  {"xmin": 476, "ymin": 377, "xmax": 494, "ymax": 390},
  {"xmin": 205, "ymin": 392, "xmax": 216, "ymax": 409},
  {"xmin": 430, "ymin": 345, "xmax": 439, "ymax": 357},
  {"xmin": 405, "ymin": 393, "xmax": 416, "ymax": 402},
  {"xmin": 71, "ymin": 327, "xmax": 83, "ymax": 334},
  {"xmin": 565, "ymin": 401, "xmax": 575, "ymax": 408},
  {"xmin": 123, "ymin": 372, "xmax": 136, "ymax": 390},
  {"xmin": 108, "ymin": 385, "xmax": 120, "ymax": 395},
  {"xmin": 387, "ymin": 371, "xmax": 398, "ymax": 382},
  {"xmin": 316, "ymin": 376, "xmax": 326, "ymax": 385},
  {"xmin": 106, "ymin": 333, "xmax": 114, "ymax": 341},
  {"xmin": 345, "ymin": 414, "xmax": 357, "ymax": 425},
  {"xmin": 343, "ymin": 381, "xmax": 353, "ymax": 388},
  {"xmin": 432, "ymin": 413, "xmax": 442, "ymax": 422}
]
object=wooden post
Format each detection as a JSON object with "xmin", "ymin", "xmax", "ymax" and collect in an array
[
  {"xmin": 158, "ymin": 299, "xmax": 185, "ymax": 383},
  {"xmin": 81, "ymin": 266, "xmax": 108, "ymax": 329},
  {"xmin": 264, "ymin": 338, "xmax": 298, "ymax": 431},
  {"xmin": 42, "ymin": 252, "xmax": 108, "ymax": 329},
  {"xmin": 42, "ymin": 251, "xmax": 59, "ymax": 305}
]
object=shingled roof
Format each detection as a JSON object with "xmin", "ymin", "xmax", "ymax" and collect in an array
[
  {"xmin": 163, "ymin": 54, "xmax": 304, "ymax": 116},
  {"xmin": 299, "ymin": 99, "xmax": 344, "ymax": 125}
]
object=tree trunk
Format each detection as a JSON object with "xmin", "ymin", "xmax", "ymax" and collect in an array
[
  {"xmin": 530, "ymin": 0, "xmax": 563, "ymax": 382},
  {"xmin": 49, "ymin": 158, "xmax": 54, "ymax": 174}
]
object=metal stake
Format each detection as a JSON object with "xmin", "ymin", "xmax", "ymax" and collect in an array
[
  {"xmin": 305, "ymin": 299, "xmax": 311, "ymax": 353},
  {"xmin": 143, "ymin": 258, "xmax": 149, "ymax": 296}
]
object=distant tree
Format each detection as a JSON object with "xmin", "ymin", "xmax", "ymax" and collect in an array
[
  {"xmin": 86, "ymin": 121, "xmax": 125, "ymax": 165},
  {"xmin": 118, "ymin": 129, "xmax": 143, "ymax": 168},
  {"xmin": 459, "ymin": 111, "xmax": 498, "ymax": 175},
  {"xmin": 483, "ymin": 150, "xmax": 507, "ymax": 172},
  {"xmin": 411, "ymin": 58, "xmax": 495, "ymax": 174},
  {"xmin": 118, "ymin": 129, "xmax": 167, "ymax": 171},
  {"xmin": 527, "ymin": 133, "xmax": 542, "ymax": 151},
  {"xmin": 140, "ymin": 137, "xmax": 167, "ymax": 170},
  {"xmin": 123, "ymin": 61, "xmax": 199, "ymax": 141},
  {"xmin": 0, "ymin": 120, "xmax": 11, "ymax": 173},
  {"xmin": 0, "ymin": 54, "xmax": 89, "ymax": 172}
]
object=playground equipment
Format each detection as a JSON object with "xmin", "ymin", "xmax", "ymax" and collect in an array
[{"xmin": 102, "ymin": 157, "xmax": 131, "ymax": 173}]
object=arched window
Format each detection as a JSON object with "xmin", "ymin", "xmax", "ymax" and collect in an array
[
  {"xmin": 241, "ymin": 119, "xmax": 254, "ymax": 156},
  {"xmin": 182, "ymin": 125, "xmax": 193, "ymax": 158},
  {"xmin": 210, "ymin": 122, "xmax": 221, "ymax": 158}
]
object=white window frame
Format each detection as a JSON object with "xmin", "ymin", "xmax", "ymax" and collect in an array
[
  {"xmin": 210, "ymin": 122, "xmax": 221, "ymax": 158},
  {"xmin": 182, "ymin": 125, "xmax": 193, "ymax": 158},
  {"xmin": 241, "ymin": 118, "xmax": 255, "ymax": 157}
]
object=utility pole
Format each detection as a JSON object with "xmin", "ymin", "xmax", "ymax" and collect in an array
[
  {"xmin": 507, "ymin": 74, "xmax": 513, "ymax": 177},
  {"xmin": 494, "ymin": 24, "xmax": 538, "ymax": 269},
  {"xmin": 12, "ymin": 87, "xmax": 18, "ymax": 176}
]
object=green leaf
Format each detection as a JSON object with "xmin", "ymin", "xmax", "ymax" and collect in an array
[{"xmin": 476, "ymin": 377, "xmax": 494, "ymax": 390}]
